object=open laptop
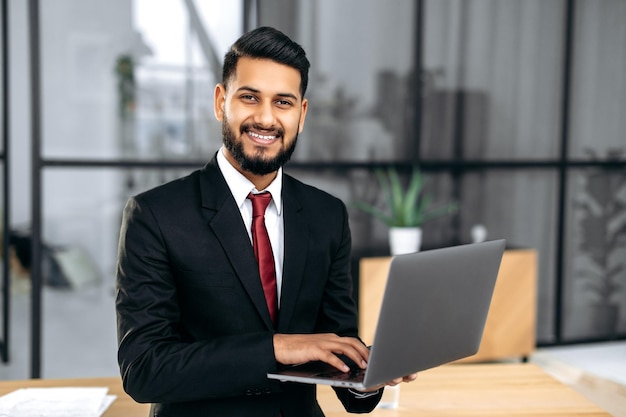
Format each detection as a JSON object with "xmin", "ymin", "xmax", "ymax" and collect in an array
[{"xmin": 267, "ymin": 239, "xmax": 506, "ymax": 389}]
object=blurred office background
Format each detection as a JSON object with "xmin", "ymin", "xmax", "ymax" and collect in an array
[{"xmin": 0, "ymin": 0, "xmax": 624, "ymax": 386}]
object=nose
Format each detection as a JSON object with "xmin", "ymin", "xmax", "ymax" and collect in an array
[{"xmin": 253, "ymin": 100, "xmax": 276, "ymax": 128}]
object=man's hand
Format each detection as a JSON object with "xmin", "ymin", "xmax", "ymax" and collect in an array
[
  {"xmin": 273, "ymin": 333, "xmax": 370, "ymax": 372},
  {"xmin": 273, "ymin": 333, "xmax": 417, "ymax": 394}
]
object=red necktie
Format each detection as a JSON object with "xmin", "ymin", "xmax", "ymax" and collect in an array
[{"xmin": 248, "ymin": 192, "xmax": 278, "ymax": 325}]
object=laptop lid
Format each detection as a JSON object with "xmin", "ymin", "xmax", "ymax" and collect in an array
[{"xmin": 267, "ymin": 239, "xmax": 506, "ymax": 389}]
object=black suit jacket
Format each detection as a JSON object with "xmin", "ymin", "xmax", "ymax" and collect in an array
[{"xmin": 116, "ymin": 155, "xmax": 382, "ymax": 416}]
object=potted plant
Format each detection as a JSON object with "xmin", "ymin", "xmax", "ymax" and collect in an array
[
  {"xmin": 353, "ymin": 166, "xmax": 459, "ymax": 255},
  {"xmin": 574, "ymin": 148, "xmax": 626, "ymax": 337}
]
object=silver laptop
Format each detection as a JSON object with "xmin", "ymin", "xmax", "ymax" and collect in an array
[{"xmin": 267, "ymin": 239, "xmax": 506, "ymax": 389}]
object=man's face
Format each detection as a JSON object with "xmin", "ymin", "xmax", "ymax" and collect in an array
[{"xmin": 214, "ymin": 57, "xmax": 308, "ymax": 176}]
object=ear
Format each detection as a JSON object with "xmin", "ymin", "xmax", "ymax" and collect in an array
[
  {"xmin": 214, "ymin": 83, "xmax": 226, "ymax": 122},
  {"xmin": 298, "ymin": 98, "xmax": 309, "ymax": 133}
]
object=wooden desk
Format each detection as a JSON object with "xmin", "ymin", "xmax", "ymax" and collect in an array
[
  {"xmin": 0, "ymin": 364, "xmax": 610, "ymax": 416},
  {"xmin": 0, "ymin": 377, "xmax": 150, "ymax": 416},
  {"xmin": 318, "ymin": 363, "xmax": 611, "ymax": 416}
]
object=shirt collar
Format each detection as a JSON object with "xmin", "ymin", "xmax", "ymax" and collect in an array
[{"xmin": 216, "ymin": 146, "xmax": 283, "ymax": 214}]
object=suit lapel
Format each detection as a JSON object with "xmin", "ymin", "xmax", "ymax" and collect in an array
[
  {"xmin": 199, "ymin": 157, "xmax": 275, "ymax": 329},
  {"xmin": 277, "ymin": 177, "xmax": 309, "ymax": 330}
]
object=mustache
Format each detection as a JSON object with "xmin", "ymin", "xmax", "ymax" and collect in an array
[{"xmin": 240, "ymin": 122, "xmax": 284, "ymax": 138}]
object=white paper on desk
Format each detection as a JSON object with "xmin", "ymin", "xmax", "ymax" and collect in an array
[
  {"xmin": 0, "ymin": 387, "xmax": 115, "ymax": 417},
  {"xmin": 98, "ymin": 394, "xmax": 117, "ymax": 415}
]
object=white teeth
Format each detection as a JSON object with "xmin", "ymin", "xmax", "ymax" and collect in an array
[{"xmin": 248, "ymin": 131, "xmax": 277, "ymax": 140}]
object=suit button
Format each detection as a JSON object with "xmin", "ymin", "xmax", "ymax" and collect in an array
[
  {"xmin": 264, "ymin": 388, "xmax": 271, "ymax": 394},
  {"xmin": 245, "ymin": 389, "xmax": 253, "ymax": 396}
]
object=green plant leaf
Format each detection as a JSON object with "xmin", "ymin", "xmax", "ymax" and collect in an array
[
  {"xmin": 352, "ymin": 166, "xmax": 459, "ymax": 228},
  {"xmin": 351, "ymin": 200, "xmax": 394, "ymax": 226},
  {"xmin": 387, "ymin": 168, "xmax": 405, "ymax": 224},
  {"xmin": 403, "ymin": 168, "xmax": 424, "ymax": 226}
]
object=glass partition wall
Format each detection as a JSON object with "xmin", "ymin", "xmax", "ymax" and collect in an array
[
  {"xmin": 562, "ymin": 0, "xmax": 626, "ymax": 341},
  {"xmin": 0, "ymin": 0, "xmax": 9, "ymax": 364},
  {"xmin": 16, "ymin": 0, "xmax": 626, "ymax": 379},
  {"xmin": 26, "ymin": 0, "xmax": 243, "ymax": 379}
]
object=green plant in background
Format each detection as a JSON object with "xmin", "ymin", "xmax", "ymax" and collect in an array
[
  {"xmin": 575, "ymin": 148, "xmax": 626, "ymax": 305},
  {"xmin": 353, "ymin": 167, "xmax": 459, "ymax": 227},
  {"xmin": 115, "ymin": 54, "xmax": 136, "ymax": 118}
]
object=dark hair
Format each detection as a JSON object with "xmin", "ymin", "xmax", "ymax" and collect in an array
[{"xmin": 222, "ymin": 26, "xmax": 310, "ymax": 97}]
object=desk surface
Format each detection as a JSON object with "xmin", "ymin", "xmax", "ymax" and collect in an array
[
  {"xmin": 0, "ymin": 376, "xmax": 150, "ymax": 416},
  {"xmin": 0, "ymin": 364, "xmax": 610, "ymax": 417}
]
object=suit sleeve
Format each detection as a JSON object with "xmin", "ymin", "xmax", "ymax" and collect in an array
[
  {"xmin": 315, "ymin": 201, "xmax": 384, "ymax": 412},
  {"xmin": 116, "ymin": 196, "xmax": 279, "ymax": 403}
]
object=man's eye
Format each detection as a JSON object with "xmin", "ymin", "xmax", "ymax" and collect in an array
[
  {"xmin": 276, "ymin": 100, "xmax": 292, "ymax": 106},
  {"xmin": 241, "ymin": 95, "xmax": 257, "ymax": 101}
]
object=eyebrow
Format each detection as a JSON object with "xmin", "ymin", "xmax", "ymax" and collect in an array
[{"xmin": 236, "ymin": 86, "xmax": 299, "ymax": 102}]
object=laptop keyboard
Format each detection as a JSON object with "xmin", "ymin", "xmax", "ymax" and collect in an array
[{"xmin": 315, "ymin": 366, "xmax": 365, "ymax": 381}]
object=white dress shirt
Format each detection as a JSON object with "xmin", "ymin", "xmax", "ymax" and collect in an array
[{"xmin": 216, "ymin": 147, "xmax": 284, "ymax": 305}]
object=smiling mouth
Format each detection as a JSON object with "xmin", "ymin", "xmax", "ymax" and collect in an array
[{"xmin": 247, "ymin": 131, "xmax": 279, "ymax": 141}]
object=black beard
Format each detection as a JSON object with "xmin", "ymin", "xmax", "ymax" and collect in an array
[{"xmin": 222, "ymin": 115, "xmax": 298, "ymax": 176}]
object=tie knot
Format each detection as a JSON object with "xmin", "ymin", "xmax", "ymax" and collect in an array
[{"xmin": 248, "ymin": 192, "xmax": 272, "ymax": 217}]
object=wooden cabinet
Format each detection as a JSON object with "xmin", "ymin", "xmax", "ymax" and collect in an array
[{"xmin": 358, "ymin": 249, "xmax": 537, "ymax": 362}]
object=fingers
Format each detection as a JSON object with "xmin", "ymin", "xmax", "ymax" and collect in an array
[
  {"xmin": 387, "ymin": 372, "xmax": 418, "ymax": 386},
  {"xmin": 403, "ymin": 373, "xmax": 418, "ymax": 382},
  {"xmin": 322, "ymin": 350, "xmax": 354, "ymax": 373},
  {"xmin": 387, "ymin": 378, "xmax": 403, "ymax": 386},
  {"xmin": 273, "ymin": 333, "xmax": 370, "ymax": 372},
  {"xmin": 337, "ymin": 338, "xmax": 370, "ymax": 369}
]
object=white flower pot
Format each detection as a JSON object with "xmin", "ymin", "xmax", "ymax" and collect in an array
[{"xmin": 389, "ymin": 227, "xmax": 422, "ymax": 255}]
